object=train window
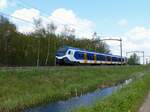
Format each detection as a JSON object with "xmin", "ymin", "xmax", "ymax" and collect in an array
[
  {"xmin": 96, "ymin": 55, "xmax": 100, "ymax": 60},
  {"xmin": 98, "ymin": 55, "xmax": 101, "ymax": 60},
  {"xmin": 74, "ymin": 51, "xmax": 84, "ymax": 59},
  {"xmin": 87, "ymin": 53, "xmax": 94, "ymax": 60},
  {"xmin": 91, "ymin": 55, "xmax": 94, "ymax": 60},
  {"xmin": 112, "ymin": 57, "xmax": 118, "ymax": 62},
  {"xmin": 87, "ymin": 55, "xmax": 90, "ymax": 60},
  {"xmin": 78, "ymin": 54, "xmax": 80, "ymax": 57},
  {"xmin": 56, "ymin": 47, "xmax": 67, "ymax": 56},
  {"xmin": 78, "ymin": 53, "xmax": 84, "ymax": 59},
  {"xmin": 119, "ymin": 58, "xmax": 121, "ymax": 62},
  {"xmin": 68, "ymin": 51, "xmax": 71, "ymax": 54},
  {"xmin": 106, "ymin": 56, "xmax": 112, "ymax": 61},
  {"xmin": 81, "ymin": 54, "xmax": 84, "ymax": 59},
  {"xmin": 96, "ymin": 55, "xmax": 105, "ymax": 61},
  {"xmin": 119, "ymin": 58, "xmax": 124, "ymax": 62},
  {"xmin": 102, "ymin": 55, "xmax": 106, "ymax": 61}
]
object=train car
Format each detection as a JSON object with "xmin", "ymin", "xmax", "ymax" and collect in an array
[{"xmin": 56, "ymin": 46, "xmax": 127, "ymax": 65}]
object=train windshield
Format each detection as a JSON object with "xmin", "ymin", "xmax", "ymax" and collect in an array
[{"xmin": 56, "ymin": 47, "xmax": 68, "ymax": 56}]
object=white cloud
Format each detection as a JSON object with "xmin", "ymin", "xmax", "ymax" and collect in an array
[
  {"xmin": 125, "ymin": 26, "xmax": 150, "ymax": 43},
  {"xmin": 11, "ymin": 8, "xmax": 41, "ymax": 33},
  {"xmin": 107, "ymin": 26, "xmax": 150, "ymax": 64},
  {"xmin": 118, "ymin": 19, "xmax": 128, "ymax": 27},
  {"xmin": 10, "ymin": 8, "xmax": 150, "ymax": 64},
  {"xmin": 0, "ymin": 0, "xmax": 7, "ymax": 9},
  {"xmin": 49, "ymin": 8, "xmax": 94, "ymax": 38},
  {"xmin": 124, "ymin": 26, "xmax": 150, "ymax": 56},
  {"xmin": 11, "ymin": 8, "xmax": 94, "ymax": 37},
  {"xmin": 12, "ymin": 8, "xmax": 40, "ymax": 22}
]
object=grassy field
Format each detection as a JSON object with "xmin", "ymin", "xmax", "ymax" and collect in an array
[
  {"xmin": 0, "ymin": 66, "xmax": 147, "ymax": 112},
  {"xmin": 75, "ymin": 66, "xmax": 150, "ymax": 112}
]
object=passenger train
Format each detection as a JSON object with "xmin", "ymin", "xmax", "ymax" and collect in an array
[{"xmin": 56, "ymin": 46, "xmax": 127, "ymax": 65}]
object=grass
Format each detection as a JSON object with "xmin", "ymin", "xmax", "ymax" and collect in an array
[
  {"xmin": 0, "ymin": 66, "xmax": 147, "ymax": 112},
  {"xmin": 74, "ymin": 66, "xmax": 150, "ymax": 112}
]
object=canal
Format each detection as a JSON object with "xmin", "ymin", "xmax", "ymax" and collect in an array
[{"xmin": 25, "ymin": 79, "xmax": 132, "ymax": 112}]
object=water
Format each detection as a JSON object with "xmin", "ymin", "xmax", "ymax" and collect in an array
[{"xmin": 25, "ymin": 79, "xmax": 132, "ymax": 112}]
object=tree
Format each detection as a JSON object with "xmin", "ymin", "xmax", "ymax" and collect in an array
[
  {"xmin": 128, "ymin": 53, "xmax": 140, "ymax": 65},
  {"xmin": 0, "ymin": 15, "xmax": 111, "ymax": 66},
  {"xmin": 0, "ymin": 16, "xmax": 17, "ymax": 65},
  {"xmin": 45, "ymin": 23, "xmax": 57, "ymax": 65},
  {"xmin": 34, "ymin": 18, "xmax": 45, "ymax": 67}
]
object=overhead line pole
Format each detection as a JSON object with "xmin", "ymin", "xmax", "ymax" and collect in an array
[
  {"xmin": 143, "ymin": 51, "xmax": 145, "ymax": 65},
  {"xmin": 138, "ymin": 56, "xmax": 150, "ymax": 64},
  {"xmin": 146, "ymin": 56, "xmax": 150, "ymax": 64}
]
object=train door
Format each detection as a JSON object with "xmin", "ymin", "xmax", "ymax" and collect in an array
[
  {"xmin": 84, "ymin": 52, "xmax": 87, "ymax": 64},
  {"xmin": 106, "ymin": 56, "xmax": 112, "ymax": 64},
  {"xmin": 94, "ymin": 54, "xmax": 97, "ymax": 64}
]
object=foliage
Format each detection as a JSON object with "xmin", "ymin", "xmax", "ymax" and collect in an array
[
  {"xmin": 0, "ymin": 15, "xmax": 110, "ymax": 66},
  {"xmin": 0, "ymin": 66, "xmax": 145, "ymax": 112},
  {"xmin": 128, "ymin": 53, "xmax": 140, "ymax": 65}
]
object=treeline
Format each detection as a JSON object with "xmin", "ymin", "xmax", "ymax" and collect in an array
[
  {"xmin": 0, "ymin": 15, "xmax": 110, "ymax": 66},
  {"xmin": 127, "ymin": 53, "xmax": 140, "ymax": 65}
]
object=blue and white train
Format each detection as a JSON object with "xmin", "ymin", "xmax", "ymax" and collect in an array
[{"xmin": 56, "ymin": 46, "xmax": 127, "ymax": 65}]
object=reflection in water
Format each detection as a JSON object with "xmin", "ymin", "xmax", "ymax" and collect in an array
[{"xmin": 25, "ymin": 79, "xmax": 132, "ymax": 112}]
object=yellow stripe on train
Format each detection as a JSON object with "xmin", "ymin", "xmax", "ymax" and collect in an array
[{"xmin": 84, "ymin": 53, "xmax": 87, "ymax": 63}]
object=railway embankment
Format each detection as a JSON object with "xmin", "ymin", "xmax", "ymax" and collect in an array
[{"xmin": 0, "ymin": 66, "xmax": 148, "ymax": 112}]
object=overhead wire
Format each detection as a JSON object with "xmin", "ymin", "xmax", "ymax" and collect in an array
[
  {"xmin": 0, "ymin": 0, "xmax": 94, "ymax": 37},
  {"xmin": 0, "ymin": 11, "xmax": 34, "ymax": 26},
  {"xmin": 17, "ymin": 0, "xmax": 93, "ymax": 34}
]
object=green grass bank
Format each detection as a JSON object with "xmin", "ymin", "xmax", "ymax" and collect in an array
[
  {"xmin": 0, "ymin": 66, "xmax": 147, "ymax": 112},
  {"xmin": 75, "ymin": 66, "xmax": 150, "ymax": 112}
]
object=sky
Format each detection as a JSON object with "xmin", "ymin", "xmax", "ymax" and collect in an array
[{"xmin": 0, "ymin": 0, "xmax": 150, "ymax": 63}]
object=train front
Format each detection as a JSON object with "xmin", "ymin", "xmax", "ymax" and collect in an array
[{"xmin": 56, "ymin": 47, "xmax": 72, "ymax": 65}]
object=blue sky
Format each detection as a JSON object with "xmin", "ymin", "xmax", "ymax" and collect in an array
[
  {"xmin": 1, "ymin": 0, "xmax": 150, "ymax": 63},
  {"xmin": 2, "ymin": 0, "xmax": 150, "ymax": 35}
]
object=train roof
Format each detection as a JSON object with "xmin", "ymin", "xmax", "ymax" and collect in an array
[{"xmin": 62, "ymin": 46, "xmax": 125, "ymax": 58}]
